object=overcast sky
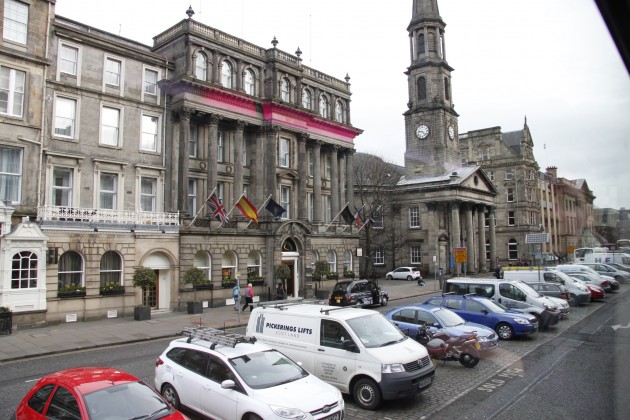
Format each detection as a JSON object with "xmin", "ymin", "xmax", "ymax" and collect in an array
[{"xmin": 55, "ymin": 0, "xmax": 630, "ymax": 209}]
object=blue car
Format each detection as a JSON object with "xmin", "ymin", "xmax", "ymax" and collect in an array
[
  {"xmin": 383, "ymin": 305, "xmax": 499, "ymax": 351},
  {"xmin": 423, "ymin": 295, "xmax": 538, "ymax": 340}
]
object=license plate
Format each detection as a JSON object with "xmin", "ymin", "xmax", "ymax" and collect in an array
[
  {"xmin": 418, "ymin": 376, "xmax": 432, "ymax": 389},
  {"xmin": 474, "ymin": 342, "xmax": 480, "ymax": 350}
]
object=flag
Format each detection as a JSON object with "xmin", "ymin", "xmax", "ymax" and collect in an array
[
  {"xmin": 206, "ymin": 193, "xmax": 229, "ymax": 226},
  {"xmin": 341, "ymin": 205, "xmax": 355, "ymax": 225},
  {"xmin": 235, "ymin": 194, "xmax": 258, "ymax": 223},
  {"xmin": 353, "ymin": 206, "xmax": 364, "ymax": 228},
  {"xmin": 265, "ymin": 197, "xmax": 286, "ymax": 218}
]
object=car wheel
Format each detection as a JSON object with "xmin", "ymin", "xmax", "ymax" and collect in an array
[
  {"xmin": 380, "ymin": 295, "xmax": 388, "ymax": 306},
  {"xmin": 495, "ymin": 322, "xmax": 514, "ymax": 340},
  {"xmin": 615, "ymin": 275, "xmax": 624, "ymax": 283},
  {"xmin": 244, "ymin": 414, "xmax": 263, "ymax": 420},
  {"xmin": 353, "ymin": 378, "xmax": 382, "ymax": 410},
  {"xmin": 533, "ymin": 313, "xmax": 544, "ymax": 331},
  {"xmin": 161, "ymin": 383, "xmax": 181, "ymax": 410},
  {"xmin": 406, "ymin": 275, "xmax": 413, "ymax": 281},
  {"xmin": 568, "ymin": 293, "xmax": 578, "ymax": 307},
  {"xmin": 387, "ymin": 275, "xmax": 393, "ymax": 280}
]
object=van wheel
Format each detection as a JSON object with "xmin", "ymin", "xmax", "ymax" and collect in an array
[
  {"xmin": 353, "ymin": 378, "xmax": 382, "ymax": 410},
  {"xmin": 243, "ymin": 414, "xmax": 263, "ymax": 420},
  {"xmin": 495, "ymin": 322, "xmax": 514, "ymax": 340},
  {"xmin": 161, "ymin": 383, "xmax": 181, "ymax": 410}
]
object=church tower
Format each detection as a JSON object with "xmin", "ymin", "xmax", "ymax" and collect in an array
[{"xmin": 403, "ymin": 0, "xmax": 460, "ymax": 177}]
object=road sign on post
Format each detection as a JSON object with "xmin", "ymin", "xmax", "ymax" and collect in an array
[
  {"xmin": 525, "ymin": 233, "xmax": 550, "ymax": 244},
  {"xmin": 454, "ymin": 248, "xmax": 467, "ymax": 263}
]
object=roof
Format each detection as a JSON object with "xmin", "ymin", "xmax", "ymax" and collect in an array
[
  {"xmin": 170, "ymin": 336, "xmax": 272, "ymax": 359},
  {"xmin": 398, "ymin": 165, "xmax": 476, "ymax": 186},
  {"xmin": 255, "ymin": 303, "xmax": 377, "ymax": 321},
  {"xmin": 45, "ymin": 367, "xmax": 138, "ymax": 395}
]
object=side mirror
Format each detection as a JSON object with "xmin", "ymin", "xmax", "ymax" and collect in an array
[
  {"xmin": 342, "ymin": 340, "xmax": 359, "ymax": 353},
  {"xmin": 481, "ymin": 309, "xmax": 488, "ymax": 315},
  {"xmin": 221, "ymin": 379, "xmax": 236, "ymax": 389}
]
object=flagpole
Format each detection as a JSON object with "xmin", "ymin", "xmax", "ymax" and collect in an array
[
  {"xmin": 226, "ymin": 192, "xmax": 245, "ymax": 218},
  {"xmin": 324, "ymin": 202, "xmax": 349, "ymax": 231},
  {"xmin": 357, "ymin": 204, "xmax": 381, "ymax": 233},
  {"xmin": 188, "ymin": 187, "xmax": 217, "ymax": 227},
  {"xmin": 242, "ymin": 194, "xmax": 272, "ymax": 231}
]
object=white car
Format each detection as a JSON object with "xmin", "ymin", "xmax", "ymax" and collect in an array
[
  {"xmin": 155, "ymin": 327, "xmax": 344, "ymax": 420},
  {"xmin": 386, "ymin": 266, "xmax": 422, "ymax": 281}
]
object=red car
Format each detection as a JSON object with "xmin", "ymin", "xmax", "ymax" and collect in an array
[
  {"xmin": 15, "ymin": 367, "xmax": 188, "ymax": 419},
  {"xmin": 584, "ymin": 283, "xmax": 605, "ymax": 300}
]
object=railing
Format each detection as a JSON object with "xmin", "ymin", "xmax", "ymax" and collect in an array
[{"xmin": 37, "ymin": 206, "xmax": 180, "ymax": 226}]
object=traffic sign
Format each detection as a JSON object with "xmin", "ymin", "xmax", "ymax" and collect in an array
[
  {"xmin": 525, "ymin": 233, "xmax": 550, "ymax": 244},
  {"xmin": 454, "ymin": 247, "xmax": 467, "ymax": 263}
]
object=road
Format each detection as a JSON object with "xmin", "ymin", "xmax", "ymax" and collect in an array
[{"xmin": 1, "ymin": 288, "xmax": 626, "ymax": 419}]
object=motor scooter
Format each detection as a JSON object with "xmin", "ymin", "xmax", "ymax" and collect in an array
[{"xmin": 413, "ymin": 325, "xmax": 481, "ymax": 368}]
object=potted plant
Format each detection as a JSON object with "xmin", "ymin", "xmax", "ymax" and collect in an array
[
  {"xmin": 312, "ymin": 260, "xmax": 329, "ymax": 281},
  {"xmin": 327, "ymin": 271, "xmax": 339, "ymax": 280},
  {"xmin": 58, "ymin": 284, "xmax": 86, "ymax": 298},
  {"xmin": 222, "ymin": 276, "xmax": 237, "ymax": 287},
  {"xmin": 99, "ymin": 281, "xmax": 125, "ymax": 295},
  {"xmin": 0, "ymin": 306, "xmax": 12, "ymax": 335},
  {"xmin": 132, "ymin": 267, "xmax": 156, "ymax": 320},
  {"xmin": 183, "ymin": 267, "xmax": 207, "ymax": 314},
  {"xmin": 343, "ymin": 269, "xmax": 355, "ymax": 279},
  {"xmin": 247, "ymin": 274, "xmax": 265, "ymax": 286}
]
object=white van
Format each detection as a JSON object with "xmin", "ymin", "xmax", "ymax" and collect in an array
[
  {"xmin": 246, "ymin": 303, "xmax": 435, "ymax": 410},
  {"xmin": 502, "ymin": 269, "xmax": 591, "ymax": 306},
  {"xmin": 574, "ymin": 248, "xmax": 630, "ymax": 267},
  {"xmin": 444, "ymin": 278, "xmax": 561, "ymax": 330}
]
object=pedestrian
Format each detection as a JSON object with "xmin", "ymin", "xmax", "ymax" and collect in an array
[
  {"xmin": 242, "ymin": 283, "xmax": 254, "ymax": 312},
  {"xmin": 495, "ymin": 265, "xmax": 501, "ymax": 279},
  {"xmin": 232, "ymin": 284, "xmax": 240, "ymax": 310},
  {"xmin": 275, "ymin": 282, "xmax": 286, "ymax": 300}
]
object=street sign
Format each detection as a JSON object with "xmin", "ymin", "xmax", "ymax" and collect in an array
[
  {"xmin": 454, "ymin": 247, "xmax": 467, "ymax": 263},
  {"xmin": 525, "ymin": 233, "xmax": 550, "ymax": 244}
]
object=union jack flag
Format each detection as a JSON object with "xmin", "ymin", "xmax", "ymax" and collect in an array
[{"xmin": 206, "ymin": 193, "xmax": 229, "ymax": 226}]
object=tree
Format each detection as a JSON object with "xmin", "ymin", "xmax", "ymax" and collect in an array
[
  {"xmin": 353, "ymin": 153, "xmax": 404, "ymax": 277},
  {"xmin": 132, "ymin": 267, "xmax": 157, "ymax": 307}
]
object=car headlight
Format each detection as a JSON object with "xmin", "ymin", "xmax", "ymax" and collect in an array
[
  {"xmin": 382, "ymin": 363, "xmax": 405, "ymax": 373},
  {"xmin": 269, "ymin": 404, "xmax": 307, "ymax": 419},
  {"xmin": 514, "ymin": 318, "xmax": 530, "ymax": 324}
]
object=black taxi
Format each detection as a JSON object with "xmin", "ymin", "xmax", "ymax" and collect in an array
[{"xmin": 328, "ymin": 279, "xmax": 389, "ymax": 307}]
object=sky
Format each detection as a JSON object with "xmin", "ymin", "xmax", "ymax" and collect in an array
[{"xmin": 54, "ymin": 0, "xmax": 630, "ymax": 209}]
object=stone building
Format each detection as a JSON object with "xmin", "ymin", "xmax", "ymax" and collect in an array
[
  {"xmin": 0, "ymin": 0, "xmax": 361, "ymax": 326},
  {"xmin": 377, "ymin": 0, "xmax": 498, "ymax": 276}
]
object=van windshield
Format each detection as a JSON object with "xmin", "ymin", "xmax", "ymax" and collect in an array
[{"xmin": 346, "ymin": 314, "xmax": 406, "ymax": 348}]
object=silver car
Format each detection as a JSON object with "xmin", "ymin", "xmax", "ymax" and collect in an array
[{"xmin": 581, "ymin": 263, "xmax": 630, "ymax": 284}]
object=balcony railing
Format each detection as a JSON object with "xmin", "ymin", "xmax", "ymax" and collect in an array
[{"xmin": 37, "ymin": 206, "xmax": 179, "ymax": 226}]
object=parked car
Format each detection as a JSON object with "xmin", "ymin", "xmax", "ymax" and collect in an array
[
  {"xmin": 384, "ymin": 305, "xmax": 499, "ymax": 351},
  {"xmin": 563, "ymin": 271, "xmax": 613, "ymax": 292},
  {"xmin": 328, "ymin": 278, "xmax": 389, "ymax": 306},
  {"xmin": 155, "ymin": 327, "xmax": 345, "ymax": 420},
  {"xmin": 608, "ymin": 262, "xmax": 630, "ymax": 274},
  {"xmin": 555, "ymin": 264, "xmax": 617, "ymax": 291},
  {"xmin": 15, "ymin": 367, "xmax": 188, "ymax": 420},
  {"xmin": 525, "ymin": 283, "xmax": 570, "ymax": 318},
  {"xmin": 569, "ymin": 276, "xmax": 606, "ymax": 300},
  {"xmin": 580, "ymin": 263, "xmax": 630, "ymax": 283},
  {"xmin": 385, "ymin": 267, "xmax": 422, "ymax": 281},
  {"xmin": 422, "ymin": 294, "xmax": 538, "ymax": 340}
]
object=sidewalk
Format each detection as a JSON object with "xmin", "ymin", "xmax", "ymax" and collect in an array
[{"xmin": 0, "ymin": 278, "xmax": 447, "ymax": 363}]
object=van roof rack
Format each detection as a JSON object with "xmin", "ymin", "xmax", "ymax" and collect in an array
[
  {"xmin": 320, "ymin": 305, "xmax": 362, "ymax": 315},
  {"xmin": 182, "ymin": 326, "xmax": 256, "ymax": 349},
  {"xmin": 463, "ymin": 293, "xmax": 477, "ymax": 298},
  {"xmin": 257, "ymin": 297, "xmax": 306, "ymax": 310}
]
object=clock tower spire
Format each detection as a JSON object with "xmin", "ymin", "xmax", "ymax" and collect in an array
[{"xmin": 404, "ymin": 0, "xmax": 459, "ymax": 177}]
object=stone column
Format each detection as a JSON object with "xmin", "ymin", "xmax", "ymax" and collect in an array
[
  {"xmin": 233, "ymin": 120, "xmax": 245, "ymax": 198},
  {"xmin": 205, "ymin": 114, "xmax": 220, "ymax": 200},
  {"xmin": 451, "ymin": 202, "xmax": 461, "ymax": 275},
  {"xmin": 478, "ymin": 205, "xmax": 487, "ymax": 272},
  {"xmin": 338, "ymin": 151, "xmax": 346, "ymax": 207},
  {"xmin": 465, "ymin": 203, "xmax": 475, "ymax": 272},
  {"xmin": 313, "ymin": 141, "xmax": 322, "ymax": 223},
  {"xmin": 297, "ymin": 133, "xmax": 308, "ymax": 221},
  {"xmin": 330, "ymin": 146, "xmax": 340, "ymax": 217},
  {"xmin": 178, "ymin": 107, "xmax": 193, "ymax": 215},
  {"xmin": 253, "ymin": 126, "xmax": 265, "ymax": 206},
  {"xmin": 489, "ymin": 206, "xmax": 497, "ymax": 270},
  {"xmin": 265, "ymin": 124, "xmax": 279, "ymax": 197},
  {"xmin": 346, "ymin": 150, "xmax": 355, "ymax": 209}
]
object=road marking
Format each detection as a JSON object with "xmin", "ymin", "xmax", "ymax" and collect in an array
[{"xmin": 611, "ymin": 321, "xmax": 630, "ymax": 331}]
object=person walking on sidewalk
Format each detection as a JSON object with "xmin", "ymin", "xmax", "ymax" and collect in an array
[
  {"xmin": 232, "ymin": 284, "xmax": 240, "ymax": 310},
  {"xmin": 275, "ymin": 282, "xmax": 286, "ymax": 300},
  {"xmin": 242, "ymin": 283, "xmax": 254, "ymax": 312}
]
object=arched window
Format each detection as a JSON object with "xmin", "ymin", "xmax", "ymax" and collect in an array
[
  {"xmin": 444, "ymin": 77, "xmax": 450, "ymax": 101},
  {"xmin": 221, "ymin": 250, "xmax": 238, "ymax": 279},
  {"xmin": 100, "ymin": 251, "xmax": 122, "ymax": 287},
  {"xmin": 508, "ymin": 239, "xmax": 519, "ymax": 261},
  {"xmin": 319, "ymin": 95, "xmax": 329, "ymax": 118},
  {"xmin": 343, "ymin": 250, "xmax": 353, "ymax": 273},
  {"xmin": 428, "ymin": 32, "xmax": 437, "ymax": 53},
  {"xmin": 195, "ymin": 52, "xmax": 207, "ymax": 81},
  {"xmin": 302, "ymin": 88, "xmax": 312, "ymax": 110},
  {"xmin": 58, "ymin": 251, "xmax": 84, "ymax": 289},
  {"xmin": 244, "ymin": 69, "xmax": 255, "ymax": 95},
  {"xmin": 11, "ymin": 251, "xmax": 37, "ymax": 289},
  {"xmin": 327, "ymin": 250, "xmax": 337, "ymax": 274},
  {"xmin": 193, "ymin": 250, "xmax": 211, "ymax": 281},
  {"xmin": 247, "ymin": 250, "xmax": 262, "ymax": 278},
  {"xmin": 417, "ymin": 33, "xmax": 425, "ymax": 56},
  {"xmin": 221, "ymin": 61, "xmax": 233, "ymax": 88},
  {"xmin": 280, "ymin": 77, "xmax": 290, "ymax": 101},
  {"xmin": 335, "ymin": 100, "xmax": 345, "ymax": 123},
  {"xmin": 417, "ymin": 77, "xmax": 427, "ymax": 101}
]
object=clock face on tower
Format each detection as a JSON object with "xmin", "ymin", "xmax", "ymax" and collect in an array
[
  {"xmin": 416, "ymin": 124, "xmax": 430, "ymax": 140},
  {"xmin": 448, "ymin": 124, "xmax": 456, "ymax": 140}
]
